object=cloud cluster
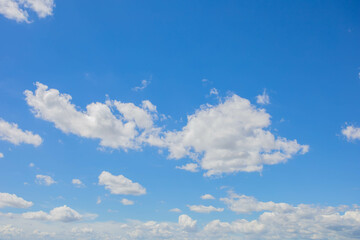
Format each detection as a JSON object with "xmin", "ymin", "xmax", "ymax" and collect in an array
[
  {"xmin": 0, "ymin": 118, "xmax": 42, "ymax": 146},
  {"xmin": 22, "ymin": 205, "xmax": 81, "ymax": 222},
  {"xmin": 165, "ymin": 95, "xmax": 308, "ymax": 176},
  {"xmin": 342, "ymin": 125, "xmax": 360, "ymax": 141},
  {"xmin": 98, "ymin": 171, "xmax": 146, "ymax": 196},
  {"xmin": 0, "ymin": 0, "xmax": 54, "ymax": 23},
  {"xmin": 0, "ymin": 193, "xmax": 33, "ymax": 209},
  {"xmin": 25, "ymin": 82, "xmax": 160, "ymax": 150}
]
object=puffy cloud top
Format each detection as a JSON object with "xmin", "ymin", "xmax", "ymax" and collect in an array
[
  {"xmin": 0, "ymin": 193, "xmax": 33, "ymax": 209},
  {"xmin": 0, "ymin": 118, "xmax": 42, "ymax": 146}
]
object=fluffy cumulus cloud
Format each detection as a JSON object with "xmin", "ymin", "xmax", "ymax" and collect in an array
[
  {"xmin": 342, "ymin": 125, "xmax": 360, "ymax": 141},
  {"xmin": 188, "ymin": 205, "xmax": 224, "ymax": 213},
  {"xmin": 25, "ymin": 82, "xmax": 161, "ymax": 150},
  {"xmin": 201, "ymin": 194, "xmax": 215, "ymax": 200},
  {"xmin": 0, "ymin": 0, "xmax": 54, "ymax": 23},
  {"xmin": 220, "ymin": 191, "xmax": 292, "ymax": 213},
  {"xmin": 178, "ymin": 214, "xmax": 197, "ymax": 232},
  {"xmin": 22, "ymin": 205, "xmax": 82, "ymax": 222},
  {"xmin": 0, "ymin": 193, "xmax": 33, "ymax": 209},
  {"xmin": 72, "ymin": 179, "xmax": 84, "ymax": 187},
  {"xmin": 0, "ymin": 118, "xmax": 42, "ymax": 146},
  {"xmin": 98, "ymin": 171, "xmax": 146, "ymax": 196},
  {"xmin": 164, "ymin": 94, "xmax": 308, "ymax": 176},
  {"xmin": 35, "ymin": 175, "xmax": 56, "ymax": 186}
]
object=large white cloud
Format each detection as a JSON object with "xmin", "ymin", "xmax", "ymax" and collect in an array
[
  {"xmin": 342, "ymin": 125, "xmax": 360, "ymax": 141},
  {"xmin": 25, "ymin": 82, "xmax": 160, "ymax": 150},
  {"xmin": 164, "ymin": 94, "xmax": 309, "ymax": 176},
  {"xmin": 0, "ymin": 0, "xmax": 54, "ymax": 23},
  {"xmin": 188, "ymin": 205, "xmax": 224, "ymax": 213},
  {"xmin": 178, "ymin": 214, "xmax": 197, "ymax": 232},
  {"xmin": 0, "ymin": 193, "xmax": 33, "ymax": 209},
  {"xmin": 98, "ymin": 171, "xmax": 146, "ymax": 196},
  {"xmin": 220, "ymin": 191, "xmax": 292, "ymax": 213},
  {"xmin": 22, "ymin": 205, "xmax": 81, "ymax": 222},
  {"xmin": 0, "ymin": 118, "xmax": 42, "ymax": 146}
]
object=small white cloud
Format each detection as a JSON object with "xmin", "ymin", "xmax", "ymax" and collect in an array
[
  {"xmin": 133, "ymin": 79, "xmax": 150, "ymax": 91},
  {"xmin": 187, "ymin": 205, "xmax": 224, "ymax": 213},
  {"xmin": 0, "ymin": 0, "xmax": 54, "ymax": 23},
  {"xmin": 121, "ymin": 198, "xmax": 134, "ymax": 205},
  {"xmin": 35, "ymin": 175, "xmax": 56, "ymax": 186},
  {"xmin": 98, "ymin": 171, "xmax": 146, "ymax": 196},
  {"xmin": 72, "ymin": 179, "xmax": 84, "ymax": 187},
  {"xmin": 0, "ymin": 118, "xmax": 42, "ymax": 146},
  {"xmin": 210, "ymin": 88, "xmax": 219, "ymax": 96},
  {"xmin": 256, "ymin": 89, "xmax": 270, "ymax": 105},
  {"xmin": 176, "ymin": 163, "xmax": 199, "ymax": 172},
  {"xmin": 29, "ymin": 163, "xmax": 34, "ymax": 167},
  {"xmin": 0, "ymin": 153, "xmax": 3, "ymax": 158},
  {"xmin": 201, "ymin": 194, "xmax": 215, "ymax": 200},
  {"xmin": 96, "ymin": 196, "xmax": 101, "ymax": 205},
  {"xmin": 0, "ymin": 193, "xmax": 33, "ymax": 208},
  {"xmin": 23, "ymin": 205, "xmax": 82, "ymax": 222},
  {"xmin": 178, "ymin": 214, "xmax": 197, "ymax": 231},
  {"xmin": 342, "ymin": 125, "xmax": 360, "ymax": 141},
  {"xmin": 169, "ymin": 208, "xmax": 182, "ymax": 213}
]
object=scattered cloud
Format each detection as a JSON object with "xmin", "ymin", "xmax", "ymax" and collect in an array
[
  {"xmin": 121, "ymin": 198, "xmax": 134, "ymax": 205},
  {"xmin": 98, "ymin": 171, "xmax": 146, "ymax": 196},
  {"xmin": 209, "ymin": 88, "xmax": 219, "ymax": 96},
  {"xmin": 188, "ymin": 205, "xmax": 224, "ymax": 213},
  {"xmin": 0, "ymin": 0, "xmax": 54, "ymax": 23},
  {"xmin": 169, "ymin": 208, "xmax": 181, "ymax": 213},
  {"xmin": 201, "ymin": 194, "xmax": 215, "ymax": 200},
  {"xmin": 0, "ymin": 118, "xmax": 42, "ymax": 146},
  {"xmin": 25, "ymin": 82, "xmax": 161, "ymax": 150},
  {"xmin": 35, "ymin": 175, "xmax": 56, "ymax": 186},
  {"xmin": 0, "ymin": 153, "xmax": 3, "ymax": 158},
  {"xmin": 342, "ymin": 125, "xmax": 360, "ymax": 141},
  {"xmin": 164, "ymin": 94, "xmax": 308, "ymax": 176},
  {"xmin": 96, "ymin": 197, "xmax": 101, "ymax": 205},
  {"xmin": 0, "ymin": 193, "xmax": 33, "ymax": 208},
  {"xmin": 256, "ymin": 89, "xmax": 270, "ymax": 105},
  {"xmin": 133, "ymin": 79, "xmax": 150, "ymax": 91},
  {"xmin": 23, "ymin": 205, "xmax": 82, "ymax": 222},
  {"xmin": 72, "ymin": 179, "xmax": 84, "ymax": 188},
  {"xmin": 29, "ymin": 162, "xmax": 34, "ymax": 167},
  {"xmin": 176, "ymin": 163, "xmax": 199, "ymax": 172}
]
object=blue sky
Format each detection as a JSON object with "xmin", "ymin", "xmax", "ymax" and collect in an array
[{"xmin": 0, "ymin": 0, "xmax": 360, "ymax": 239}]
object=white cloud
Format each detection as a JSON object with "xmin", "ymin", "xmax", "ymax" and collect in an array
[
  {"xmin": 178, "ymin": 214, "xmax": 197, "ymax": 231},
  {"xmin": 169, "ymin": 208, "xmax": 181, "ymax": 213},
  {"xmin": 209, "ymin": 88, "xmax": 219, "ymax": 96},
  {"xmin": 164, "ymin": 94, "xmax": 308, "ymax": 176},
  {"xmin": 201, "ymin": 194, "xmax": 215, "ymax": 200},
  {"xmin": 71, "ymin": 179, "xmax": 84, "ymax": 187},
  {"xmin": 188, "ymin": 205, "xmax": 224, "ymax": 213},
  {"xmin": 220, "ymin": 191, "xmax": 292, "ymax": 214},
  {"xmin": 35, "ymin": 175, "xmax": 56, "ymax": 186},
  {"xmin": 0, "ymin": 193, "xmax": 33, "ymax": 208},
  {"xmin": 342, "ymin": 125, "xmax": 360, "ymax": 141},
  {"xmin": 176, "ymin": 163, "xmax": 199, "ymax": 172},
  {"xmin": 29, "ymin": 162, "xmax": 34, "ymax": 167},
  {"xmin": 0, "ymin": 224, "xmax": 23, "ymax": 236},
  {"xmin": 121, "ymin": 198, "xmax": 134, "ymax": 205},
  {"xmin": 23, "ymin": 205, "xmax": 82, "ymax": 222},
  {"xmin": 96, "ymin": 197, "xmax": 101, "ymax": 205},
  {"xmin": 98, "ymin": 171, "xmax": 146, "ymax": 196},
  {"xmin": 25, "ymin": 82, "xmax": 160, "ymax": 150},
  {"xmin": 133, "ymin": 79, "xmax": 150, "ymax": 91},
  {"xmin": 256, "ymin": 89, "xmax": 270, "ymax": 105},
  {"xmin": 0, "ymin": 153, "xmax": 3, "ymax": 158},
  {"xmin": 0, "ymin": 118, "xmax": 42, "ymax": 146},
  {"xmin": 0, "ymin": 0, "xmax": 54, "ymax": 23}
]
